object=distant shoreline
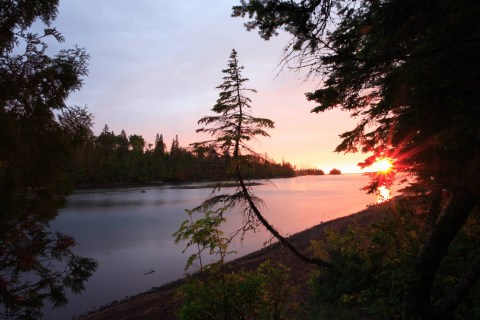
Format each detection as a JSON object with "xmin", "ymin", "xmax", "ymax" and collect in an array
[
  {"xmin": 72, "ymin": 173, "xmax": 353, "ymax": 191},
  {"xmin": 73, "ymin": 176, "xmax": 284, "ymax": 190}
]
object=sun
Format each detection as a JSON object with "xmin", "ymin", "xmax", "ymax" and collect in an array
[{"xmin": 371, "ymin": 157, "xmax": 394, "ymax": 174}]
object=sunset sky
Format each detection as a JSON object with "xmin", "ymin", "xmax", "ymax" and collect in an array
[{"xmin": 51, "ymin": 0, "xmax": 368, "ymax": 173}]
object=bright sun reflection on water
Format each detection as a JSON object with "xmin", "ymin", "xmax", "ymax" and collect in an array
[
  {"xmin": 377, "ymin": 185, "xmax": 391, "ymax": 203},
  {"xmin": 371, "ymin": 157, "xmax": 395, "ymax": 203}
]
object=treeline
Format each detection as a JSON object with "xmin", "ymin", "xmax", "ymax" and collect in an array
[
  {"xmin": 70, "ymin": 125, "xmax": 296, "ymax": 186},
  {"xmin": 295, "ymin": 168, "xmax": 325, "ymax": 176},
  {"xmin": 294, "ymin": 168, "xmax": 343, "ymax": 176}
]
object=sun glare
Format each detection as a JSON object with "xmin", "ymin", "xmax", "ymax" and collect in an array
[
  {"xmin": 370, "ymin": 157, "xmax": 395, "ymax": 203},
  {"xmin": 371, "ymin": 157, "xmax": 394, "ymax": 173},
  {"xmin": 377, "ymin": 185, "xmax": 391, "ymax": 203}
]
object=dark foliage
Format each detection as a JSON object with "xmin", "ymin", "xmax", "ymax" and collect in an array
[
  {"xmin": 328, "ymin": 168, "xmax": 341, "ymax": 175},
  {"xmin": 308, "ymin": 200, "xmax": 480, "ymax": 320},
  {"xmin": 68, "ymin": 128, "xmax": 295, "ymax": 186},
  {"xmin": 234, "ymin": 0, "xmax": 480, "ymax": 317},
  {"xmin": 0, "ymin": 1, "xmax": 97, "ymax": 318},
  {"xmin": 295, "ymin": 167, "xmax": 325, "ymax": 176}
]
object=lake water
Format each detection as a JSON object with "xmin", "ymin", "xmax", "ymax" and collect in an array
[{"xmin": 46, "ymin": 174, "xmax": 382, "ymax": 319}]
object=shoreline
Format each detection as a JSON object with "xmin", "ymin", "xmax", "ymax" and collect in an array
[
  {"xmin": 73, "ymin": 176, "xmax": 293, "ymax": 190},
  {"xmin": 78, "ymin": 200, "xmax": 393, "ymax": 320},
  {"xmin": 72, "ymin": 173, "xmax": 353, "ymax": 190}
]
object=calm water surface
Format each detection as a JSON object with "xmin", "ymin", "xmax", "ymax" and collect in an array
[{"xmin": 47, "ymin": 174, "xmax": 381, "ymax": 318}]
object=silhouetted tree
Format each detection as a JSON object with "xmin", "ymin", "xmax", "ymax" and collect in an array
[
  {"xmin": 58, "ymin": 106, "xmax": 94, "ymax": 182},
  {"xmin": 0, "ymin": 1, "xmax": 97, "ymax": 318},
  {"xmin": 128, "ymin": 134, "xmax": 145, "ymax": 153},
  {"xmin": 154, "ymin": 133, "xmax": 166, "ymax": 156},
  {"xmin": 234, "ymin": 0, "xmax": 480, "ymax": 317},
  {"xmin": 170, "ymin": 135, "xmax": 180, "ymax": 157},
  {"xmin": 58, "ymin": 106, "xmax": 94, "ymax": 144},
  {"xmin": 117, "ymin": 130, "xmax": 130, "ymax": 155},
  {"xmin": 192, "ymin": 49, "xmax": 331, "ymax": 269},
  {"xmin": 195, "ymin": 49, "xmax": 274, "ymax": 159},
  {"xmin": 95, "ymin": 125, "xmax": 117, "ymax": 182}
]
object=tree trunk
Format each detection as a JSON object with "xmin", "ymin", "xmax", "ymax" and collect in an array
[
  {"xmin": 429, "ymin": 254, "xmax": 480, "ymax": 318},
  {"xmin": 236, "ymin": 165, "xmax": 334, "ymax": 269},
  {"xmin": 427, "ymin": 185, "xmax": 443, "ymax": 226},
  {"xmin": 405, "ymin": 189, "xmax": 477, "ymax": 319}
]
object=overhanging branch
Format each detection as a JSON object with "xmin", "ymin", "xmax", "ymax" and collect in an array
[{"xmin": 236, "ymin": 164, "xmax": 334, "ymax": 269}]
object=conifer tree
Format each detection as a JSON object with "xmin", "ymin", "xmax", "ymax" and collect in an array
[
  {"xmin": 233, "ymin": 0, "xmax": 480, "ymax": 316},
  {"xmin": 191, "ymin": 49, "xmax": 331, "ymax": 268},
  {"xmin": 194, "ymin": 49, "xmax": 274, "ymax": 159},
  {"xmin": 0, "ymin": 1, "xmax": 97, "ymax": 317},
  {"xmin": 118, "ymin": 130, "xmax": 129, "ymax": 154},
  {"xmin": 154, "ymin": 133, "xmax": 166, "ymax": 156},
  {"xmin": 170, "ymin": 135, "xmax": 180, "ymax": 156}
]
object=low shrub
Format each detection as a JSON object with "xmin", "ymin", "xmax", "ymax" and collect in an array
[
  {"xmin": 306, "ymin": 199, "xmax": 480, "ymax": 319},
  {"xmin": 177, "ymin": 260, "xmax": 297, "ymax": 320}
]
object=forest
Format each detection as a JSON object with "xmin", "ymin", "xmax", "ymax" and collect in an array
[{"xmin": 69, "ymin": 124, "xmax": 299, "ymax": 186}]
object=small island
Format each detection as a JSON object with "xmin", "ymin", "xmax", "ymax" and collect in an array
[{"xmin": 329, "ymin": 168, "xmax": 342, "ymax": 175}]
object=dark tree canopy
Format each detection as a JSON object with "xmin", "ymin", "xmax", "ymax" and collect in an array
[
  {"xmin": 0, "ymin": 1, "xmax": 97, "ymax": 318},
  {"xmin": 0, "ymin": 0, "xmax": 89, "ymax": 222},
  {"xmin": 234, "ymin": 0, "xmax": 480, "ymax": 317},
  {"xmin": 234, "ymin": 0, "xmax": 480, "ymax": 194}
]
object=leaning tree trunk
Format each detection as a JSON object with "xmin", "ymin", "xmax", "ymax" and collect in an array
[
  {"xmin": 406, "ymin": 140, "xmax": 480, "ymax": 319},
  {"xmin": 427, "ymin": 185, "xmax": 443, "ymax": 226},
  {"xmin": 405, "ymin": 189, "xmax": 478, "ymax": 319},
  {"xmin": 236, "ymin": 164, "xmax": 334, "ymax": 269},
  {"xmin": 429, "ymin": 254, "xmax": 480, "ymax": 318}
]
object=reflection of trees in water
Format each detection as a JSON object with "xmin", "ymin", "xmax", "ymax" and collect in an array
[{"xmin": 1, "ymin": 1, "xmax": 97, "ymax": 318}]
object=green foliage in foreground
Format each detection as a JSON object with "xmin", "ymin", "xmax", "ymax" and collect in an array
[
  {"xmin": 173, "ymin": 208, "xmax": 229, "ymax": 272},
  {"xmin": 177, "ymin": 261, "xmax": 297, "ymax": 320},
  {"xmin": 305, "ymin": 199, "xmax": 480, "ymax": 319},
  {"xmin": 174, "ymin": 49, "xmax": 299, "ymax": 320},
  {"xmin": 174, "ymin": 207, "xmax": 297, "ymax": 320}
]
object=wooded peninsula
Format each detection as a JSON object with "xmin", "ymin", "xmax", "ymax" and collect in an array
[{"xmin": 70, "ymin": 126, "xmax": 329, "ymax": 186}]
